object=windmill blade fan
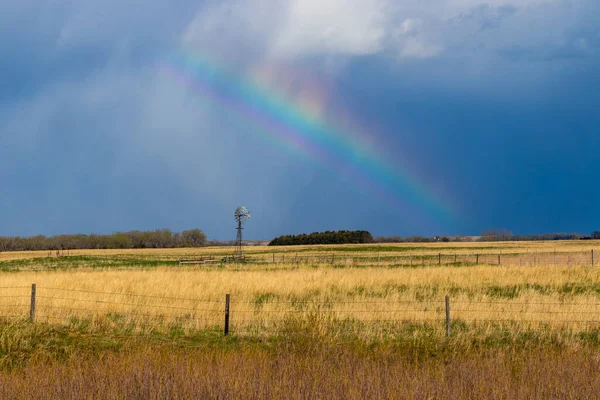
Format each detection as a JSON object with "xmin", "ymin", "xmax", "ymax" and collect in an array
[{"xmin": 234, "ymin": 206, "xmax": 251, "ymax": 223}]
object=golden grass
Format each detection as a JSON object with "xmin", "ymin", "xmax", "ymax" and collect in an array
[
  {"xmin": 2, "ymin": 344, "xmax": 600, "ymax": 399},
  {"xmin": 0, "ymin": 247, "xmax": 226, "ymax": 262},
  {"xmin": 0, "ymin": 268, "xmax": 599, "ymax": 335},
  {"xmin": 0, "ymin": 240, "xmax": 599, "ymax": 337}
]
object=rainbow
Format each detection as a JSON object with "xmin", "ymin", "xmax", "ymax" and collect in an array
[{"xmin": 159, "ymin": 52, "xmax": 456, "ymax": 229}]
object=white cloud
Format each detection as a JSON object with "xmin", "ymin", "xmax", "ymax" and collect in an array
[
  {"xmin": 400, "ymin": 38, "xmax": 443, "ymax": 59},
  {"xmin": 182, "ymin": 0, "xmax": 594, "ymax": 64},
  {"xmin": 390, "ymin": 18, "xmax": 444, "ymax": 59},
  {"xmin": 182, "ymin": 0, "xmax": 283, "ymax": 65},
  {"xmin": 183, "ymin": 0, "xmax": 390, "ymax": 62},
  {"xmin": 269, "ymin": 0, "xmax": 388, "ymax": 58}
]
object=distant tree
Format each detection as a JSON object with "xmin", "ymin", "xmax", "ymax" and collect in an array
[
  {"xmin": 270, "ymin": 230, "xmax": 374, "ymax": 246},
  {"xmin": 404, "ymin": 236, "xmax": 433, "ymax": 243},
  {"xmin": 181, "ymin": 229, "xmax": 207, "ymax": 247},
  {"xmin": 592, "ymin": 231, "xmax": 600, "ymax": 240},
  {"xmin": 374, "ymin": 236, "xmax": 403, "ymax": 243},
  {"xmin": 0, "ymin": 229, "xmax": 207, "ymax": 251},
  {"xmin": 106, "ymin": 233, "xmax": 134, "ymax": 249},
  {"xmin": 0, "ymin": 237, "xmax": 7, "ymax": 252},
  {"xmin": 480, "ymin": 229, "xmax": 513, "ymax": 241}
]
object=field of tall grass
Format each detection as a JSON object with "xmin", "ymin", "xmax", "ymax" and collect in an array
[
  {"xmin": 1, "ymin": 334, "xmax": 599, "ymax": 399},
  {"xmin": 1, "ymin": 240, "xmax": 600, "ymax": 397}
]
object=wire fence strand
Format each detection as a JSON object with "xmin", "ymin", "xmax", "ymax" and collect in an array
[
  {"xmin": 0, "ymin": 286, "xmax": 30, "ymax": 290},
  {"xmin": 36, "ymin": 296, "xmax": 220, "ymax": 312},
  {"xmin": 41, "ymin": 287, "xmax": 222, "ymax": 303}
]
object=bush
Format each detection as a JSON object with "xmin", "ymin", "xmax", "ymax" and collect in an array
[{"xmin": 269, "ymin": 230, "xmax": 374, "ymax": 246}]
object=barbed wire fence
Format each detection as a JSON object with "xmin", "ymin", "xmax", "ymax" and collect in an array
[
  {"xmin": 1, "ymin": 249, "xmax": 597, "ymax": 270},
  {"xmin": 183, "ymin": 249, "xmax": 598, "ymax": 267},
  {"xmin": 3, "ymin": 285, "xmax": 600, "ymax": 337}
]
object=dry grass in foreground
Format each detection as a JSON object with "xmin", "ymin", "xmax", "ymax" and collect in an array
[{"xmin": 0, "ymin": 343, "xmax": 599, "ymax": 399}]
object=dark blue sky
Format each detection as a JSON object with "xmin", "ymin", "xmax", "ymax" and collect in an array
[{"xmin": 1, "ymin": 0, "xmax": 599, "ymax": 240}]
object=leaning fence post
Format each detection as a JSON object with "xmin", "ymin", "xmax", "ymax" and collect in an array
[
  {"xmin": 30, "ymin": 284, "xmax": 36, "ymax": 322},
  {"xmin": 224, "ymin": 294, "xmax": 230, "ymax": 336},
  {"xmin": 445, "ymin": 296, "xmax": 450, "ymax": 337}
]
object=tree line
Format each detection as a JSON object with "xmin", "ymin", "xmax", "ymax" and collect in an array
[
  {"xmin": 0, "ymin": 229, "xmax": 207, "ymax": 252},
  {"xmin": 375, "ymin": 230, "xmax": 600, "ymax": 243},
  {"xmin": 269, "ymin": 230, "xmax": 374, "ymax": 246},
  {"xmin": 478, "ymin": 230, "xmax": 600, "ymax": 241}
]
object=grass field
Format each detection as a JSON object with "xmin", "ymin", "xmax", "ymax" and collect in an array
[{"xmin": 1, "ymin": 240, "xmax": 600, "ymax": 397}]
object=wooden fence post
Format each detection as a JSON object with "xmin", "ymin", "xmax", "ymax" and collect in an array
[
  {"xmin": 331, "ymin": 254, "xmax": 335, "ymax": 265},
  {"xmin": 476, "ymin": 254, "xmax": 479, "ymax": 265},
  {"xmin": 445, "ymin": 296, "xmax": 450, "ymax": 337},
  {"xmin": 30, "ymin": 284, "xmax": 36, "ymax": 322},
  {"xmin": 498, "ymin": 255, "xmax": 501, "ymax": 265},
  {"xmin": 438, "ymin": 253, "xmax": 441, "ymax": 265},
  {"xmin": 224, "ymin": 294, "xmax": 230, "ymax": 336},
  {"xmin": 593, "ymin": 250, "xmax": 595, "ymax": 267},
  {"xmin": 273, "ymin": 254, "xmax": 275, "ymax": 263}
]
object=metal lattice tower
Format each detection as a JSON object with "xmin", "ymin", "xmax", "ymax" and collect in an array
[{"xmin": 233, "ymin": 206, "xmax": 251, "ymax": 259}]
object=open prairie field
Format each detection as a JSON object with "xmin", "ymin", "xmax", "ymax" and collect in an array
[
  {"xmin": 2, "ymin": 240, "xmax": 600, "ymax": 335},
  {"xmin": 1, "ymin": 241, "xmax": 600, "ymax": 398}
]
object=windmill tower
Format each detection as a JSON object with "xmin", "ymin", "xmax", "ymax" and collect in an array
[{"xmin": 234, "ymin": 206, "xmax": 251, "ymax": 259}]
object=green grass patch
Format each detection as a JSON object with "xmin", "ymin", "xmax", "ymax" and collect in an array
[{"xmin": 0, "ymin": 256, "xmax": 180, "ymax": 271}]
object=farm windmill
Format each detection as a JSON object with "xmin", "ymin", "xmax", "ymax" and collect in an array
[{"xmin": 233, "ymin": 206, "xmax": 251, "ymax": 259}]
